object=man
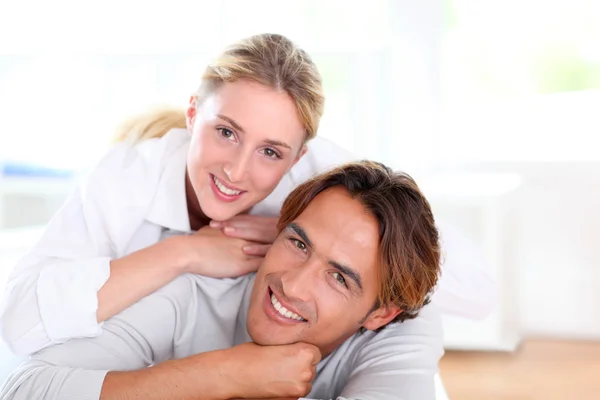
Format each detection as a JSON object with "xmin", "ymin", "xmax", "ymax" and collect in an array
[{"xmin": 0, "ymin": 161, "xmax": 443, "ymax": 400}]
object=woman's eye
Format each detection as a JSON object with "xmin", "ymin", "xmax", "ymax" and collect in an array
[
  {"xmin": 332, "ymin": 272, "xmax": 347, "ymax": 287},
  {"xmin": 262, "ymin": 147, "xmax": 281, "ymax": 159},
  {"xmin": 218, "ymin": 128, "xmax": 235, "ymax": 141}
]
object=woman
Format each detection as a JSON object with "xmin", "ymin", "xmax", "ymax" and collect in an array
[{"xmin": 0, "ymin": 33, "xmax": 353, "ymax": 355}]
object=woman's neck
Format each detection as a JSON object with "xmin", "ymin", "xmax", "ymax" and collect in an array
[{"xmin": 185, "ymin": 171, "xmax": 210, "ymax": 231}]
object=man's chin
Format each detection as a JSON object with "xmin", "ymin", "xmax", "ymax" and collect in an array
[{"xmin": 246, "ymin": 319, "xmax": 302, "ymax": 347}]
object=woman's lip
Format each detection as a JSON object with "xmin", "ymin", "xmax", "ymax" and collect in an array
[
  {"xmin": 209, "ymin": 174, "xmax": 245, "ymax": 202},
  {"xmin": 210, "ymin": 174, "xmax": 245, "ymax": 192}
]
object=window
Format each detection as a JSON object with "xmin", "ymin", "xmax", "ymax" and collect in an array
[
  {"xmin": 440, "ymin": 0, "xmax": 600, "ymax": 162},
  {"xmin": 2, "ymin": 0, "xmax": 424, "ymax": 170}
]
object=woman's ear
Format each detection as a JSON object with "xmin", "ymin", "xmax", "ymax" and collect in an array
[
  {"xmin": 186, "ymin": 96, "xmax": 199, "ymax": 132},
  {"xmin": 292, "ymin": 145, "xmax": 308, "ymax": 168},
  {"xmin": 360, "ymin": 305, "xmax": 402, "ymax": 331}
]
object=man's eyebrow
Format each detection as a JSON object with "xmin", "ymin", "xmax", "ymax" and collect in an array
[
  {"xmin": 287, "ymin": 223, "xmax": 313, "ymax": 249},
  {"xmin": 287, "ymin": 222, "xmax": 363, "ymax": 292},
  {"xmin": 329, "ymin": 261, "xmax": 363, "ymax": 292},
  {"xmin": 217, "ymin": 114, "xmax": 245, "ymax": 133}
]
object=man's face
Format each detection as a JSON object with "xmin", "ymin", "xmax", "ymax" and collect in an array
[{"xmin": 246, "ymin": 186, "xmax": 399, "ymax": 356}]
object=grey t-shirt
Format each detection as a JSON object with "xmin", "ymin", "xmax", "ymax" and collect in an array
[{"xmin": 0, "ymin": 274, "xmax": 443, "ymax": 400}]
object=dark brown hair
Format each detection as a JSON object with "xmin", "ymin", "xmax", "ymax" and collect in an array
[{"xmin": 278, "ymin": 161, "xmax": 440, "ymax": 323}]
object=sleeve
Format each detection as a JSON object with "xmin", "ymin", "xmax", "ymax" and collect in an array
[
  {"xmin": 337, "ymin": 304, "xmax": 444, "ymax": 400},
  {"xmin": 0, "ymin": 144, "xmax": 150, "ymax": 356},
  {"xmin": 0, "ymin": 275, "xmax": 194, "ymax": 400}
]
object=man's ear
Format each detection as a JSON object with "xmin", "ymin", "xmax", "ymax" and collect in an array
[
  {"xmin": 186, "ymin": 96, "xmax": 199, "ymax": 132},
  {"xmin": 292, "ymin": 145, "xmax": 308, "ymax": 168},
  {"xmin": 361, "ymin": 304, "xmax": 402, "ymax": 331}
]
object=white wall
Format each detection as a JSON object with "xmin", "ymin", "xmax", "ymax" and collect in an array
[
  {"xmin": 3, "ymin": 162, "xmax": 599, "ymax": 343},
  {"xmin": 451, "ymin": 161, "xmax": 600, "ymax": 339}
]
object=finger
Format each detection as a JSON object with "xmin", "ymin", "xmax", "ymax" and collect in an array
[
  {"xmin": 308, "ymin": 344, "xmax": 322, "ymax": 365},
  {"xmin": 243, "ymin": 244, "xmax": 271, "ymax": 256},
  {"xmin": 223, "ymin": 227, "xmax": 275, "ymax": 244},
  {"xmin": 310, "ymin": 364, "xmax": 317, "ymax": 381},
  {"xmin": 239, "ymin": 257, "xmax": 262, "ymax": 274},
  {"xmin": 210, "ymin": 216, "xmax": 252, "ymax": 229},
  {"xmin": 221, "ymin": 215, "xmax": 279, "ymax": 229},
  {"xmin": 209, "ymin": 220, "xmax": 224, "ymax": 228}
]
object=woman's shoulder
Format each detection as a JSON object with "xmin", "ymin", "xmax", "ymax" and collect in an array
[
  {"xmin": 250, "ymin": 137, "xmax": 357, "ymax": 216},
  {"xmin": 98, "ymin": 128, "xmax": 188, "ymax": 174},
  {"xmin": 78, "ymin": 128, "xmax": 190, "ymax": 214},
  {"xmin": 87, "ymin": 129, "xmax": 189, "ymax": 191},
  {"xmin": 291, "ymin": 137, "xmax": 357, "ymax": 184}
]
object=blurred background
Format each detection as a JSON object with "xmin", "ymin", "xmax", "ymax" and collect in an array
[{"xmin": 1, "ymin": 0, "xmax": 599, "ymax": 398}]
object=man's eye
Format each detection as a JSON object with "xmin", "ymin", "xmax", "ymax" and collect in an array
[
  {"xmin": 332, "ymin": 272, "xmax": 347, "ymax": 287},
  {"xmin": 217, "ymin": 128, "xmax": 235, "ymax": 140},
  {"xmin": 292, "ymin": 239, "xmax": 307, "ymax": 252}
]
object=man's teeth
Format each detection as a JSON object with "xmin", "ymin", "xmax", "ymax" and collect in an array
[
  {"xmin": 213, "ymin": 176, "xmax": 242, "ymax": 196},
  {"xmin": 270, "ymin": 293, "xmax": 305, "ymax": 321}
]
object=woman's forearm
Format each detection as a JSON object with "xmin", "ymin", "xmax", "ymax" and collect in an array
[{"xmin": 96, "ymin": 237, "xmax": 190, "ymax": 323}]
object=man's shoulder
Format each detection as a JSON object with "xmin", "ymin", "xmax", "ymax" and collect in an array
[
  {"xmin": 313, "ymin": 305, "xmax": 443, "ymax": 400},
  {"xmin": 153, "ymin": 274, "xmax": 199, "ymax": 301},
  {"xmin": 331, "ymin": 303, "xmax": 444, "ymax": 369},
  {"xmin": 154, "ymin": 273, "xmax": 255, "ymax": 306}
]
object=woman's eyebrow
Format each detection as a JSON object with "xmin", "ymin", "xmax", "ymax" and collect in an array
[
  {"xmin": 263, "ymin": 139, "xmax": 291, "ymax": 149},
  {"xmin": 217, "ymin": 114, "xmax": 291, "ymax": 149},
  {"xmin": 217, "ymin": 114, "xmax": 245, "ymax": 133}
]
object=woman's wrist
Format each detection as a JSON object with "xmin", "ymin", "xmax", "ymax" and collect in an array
[{"xmin": 160, "ymin": 235, "xmax": 199, "ymax": 275}]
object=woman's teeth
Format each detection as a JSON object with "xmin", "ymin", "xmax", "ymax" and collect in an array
[
  {"xmin": 213, "ymin": 176, "xmax": 242, "ymax": 196},
  {"xmin": 271, "ymin": 292, "xmax": 305, "ymax": 321}
]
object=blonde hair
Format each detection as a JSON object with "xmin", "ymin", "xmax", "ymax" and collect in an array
[
  {"xmin": 115, "ymin": 33, "xmax": 323, "ymax": 145},
  {"xmin": 112, "ymin": 107, "xmax": 186, "ymax": 144}
]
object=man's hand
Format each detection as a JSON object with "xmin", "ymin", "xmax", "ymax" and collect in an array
[{"xmin": 224, "ymin": 342, "xmax": 321, "ymax": 399}]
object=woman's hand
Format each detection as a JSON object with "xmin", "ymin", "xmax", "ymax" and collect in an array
[
  {"xmin": 210, "ymin": 215, "xmax": 279, "ymax": 256},
  {"xmin": 177, "ymin": 226, "xmax": 267, "ymax": 278}
]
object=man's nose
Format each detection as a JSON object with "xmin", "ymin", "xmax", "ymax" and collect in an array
[{"xmin": 280, "ymin": 259, "xmax": 319, "ymax": 303}]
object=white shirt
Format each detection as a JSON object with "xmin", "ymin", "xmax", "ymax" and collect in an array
[
  {"xmin": 0, "ymin": 128, "xmax": 494, "ymax": 356},
  {"xmin": 0, "ymin": 273, "xmax": 444, "ymax": 400}
]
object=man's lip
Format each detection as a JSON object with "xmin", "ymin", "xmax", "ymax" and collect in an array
[
  {"xmin": 268, "ymin": 287, "xmax": 307, "ymax": 321},
  {"xmin": 210, "ymin": 174, "xmax": 245, "ymax": 192}
]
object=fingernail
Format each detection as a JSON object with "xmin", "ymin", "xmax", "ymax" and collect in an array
[
  {"xmin": 210, "ymin": 221, "xmax": 220, "ymax": 228},
  {"xmin": 224, "ymin": 227, "xmax": 235, "ymax": 233}
]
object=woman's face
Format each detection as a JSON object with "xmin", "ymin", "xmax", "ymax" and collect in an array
[{"xmin": 186, "ymin": 80, "xmax": 308, "ymax": 222}]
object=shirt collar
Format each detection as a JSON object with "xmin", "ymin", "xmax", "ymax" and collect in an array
[{"xmin": 145, "ymin": 142, "xmax": 191, "ymax": 233}]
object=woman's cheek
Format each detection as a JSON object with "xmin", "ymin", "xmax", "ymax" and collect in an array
[{"xmin": 258, "ymin": 165, "xmax": 290, "ymax": 193}]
